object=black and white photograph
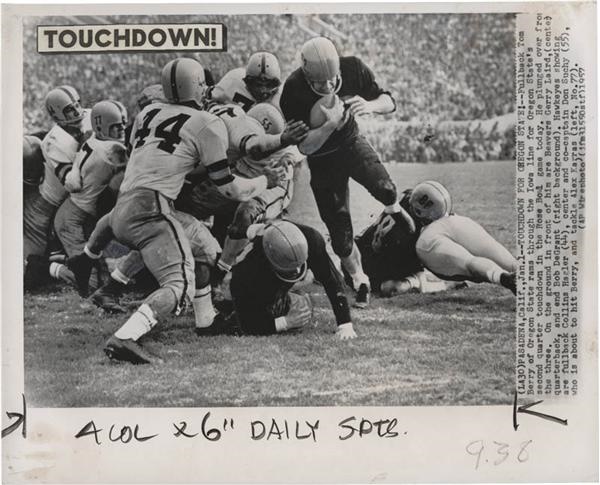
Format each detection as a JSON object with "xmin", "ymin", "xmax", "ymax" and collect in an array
[
  {"xmin": 2, "ymin": 2, "xmax": 597, "ymax": 483},
  {"xmin": 21, "ymin": 11, "xmax": 519, "ymax": 408}
]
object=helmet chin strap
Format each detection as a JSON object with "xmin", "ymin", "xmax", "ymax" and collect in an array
[
  {"xmin": 307, "ymin": 75, "xmax": 342, "ymax": 96},
  {"xmin": 275, "ymin": 262, "xmax": 308, "ymax": 284}
]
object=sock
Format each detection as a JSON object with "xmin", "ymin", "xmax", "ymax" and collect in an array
[
  {"xmin": 486, "ymin": 268, "xmax": 503, "ymax": 285},
  {"xmin": 340, "ymin": 243, "xmax": 370, "ymax": 289},
  {"xmin": 111, "ymin": 268, "xmax": 131, "ymax": 285},
  {"xmin": 384, "ymin": 201, "xmax": 401, "ymax": 214},
  {"xmin": 193, "ymin": 285, "xmax": 216, "ymax": 329},
  {"xmin": 49, "ymin": 262, "xmax": 63, "ymax": 279},
  {"xmin": 274, "ymin": 316, "xmax": 288, "ymax": 333},
  {"xmin": 84, "ymin": 245, "xmax": 102, "ymax": 259},
  {"xmin": 114, "ymin": 303, "xmax": 157, "ymax": 341},
  {"xmin": 219, "ymin": 237, "xmax": 249, "ymax": 269}
]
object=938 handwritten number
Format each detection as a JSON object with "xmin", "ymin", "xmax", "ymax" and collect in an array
[{"xmin": 466, "ymin": 439, "xmax": 533, "ymax": 470}]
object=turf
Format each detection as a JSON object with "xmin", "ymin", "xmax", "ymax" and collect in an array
[{"xmin": 24, "ymin": 161, "xmax": 516, "ymax": 407}]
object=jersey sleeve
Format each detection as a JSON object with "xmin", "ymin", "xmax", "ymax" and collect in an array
[
  {"xmin": 301, "ymin": 224, "xmax": 352, "ymax": 326},
  {"xmin": 354, "ymin": 57, "xmax": 395, "ymax": 107}
]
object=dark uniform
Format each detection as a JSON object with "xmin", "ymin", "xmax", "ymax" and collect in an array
[
  {"xmin": 280, "ymin": 56, "xmax": 397, "ymax": 258},
  {"xmin": 355, "ymin": 190, "xmax": 423, "ymax": 292},
  {"xmin": 230, "ymin": 223, "xmax": 351, "ymax": 335}
]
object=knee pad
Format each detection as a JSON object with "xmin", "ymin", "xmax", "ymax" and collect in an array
[
  {"xmin": 374, "ymin": 179, "xmax": 398, "ymax": 206},
  {"xmin": 228, "ymin": 199, "xmax": 265, "ymax": 240},
  {"xmin": 144, "ymin": 284, "xmax": 182, "ymax": 319}
]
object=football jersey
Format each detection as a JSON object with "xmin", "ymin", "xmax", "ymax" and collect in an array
[
  {"xmin": 67, "ymin": 135, "xmax": 127, "ymax": 216},
  {"xmin": 355, "ymin": 190, "xmax": 423, "ymax": 291},
  {"xmin": 281, "ymin": 56, "xmax": 392, "ymax": 156},
  {"xmin": 38, "ymin": 110, "xmax": 92, "ymax": 206},
  {"xmin": 211, "ymin": 67, "xmax": 282, "ymax": 112},
  {"xmin": 208, "ymin": 103, "xmax": 263, "ymax": 162},
  {"xmin": 120, "ymin": 102, "xmax": 228, "ymax": 200}
]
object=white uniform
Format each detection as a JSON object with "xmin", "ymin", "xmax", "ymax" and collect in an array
[{"xmin": 211, "ymin": 67, "xmax": 282, "ymax": 111}]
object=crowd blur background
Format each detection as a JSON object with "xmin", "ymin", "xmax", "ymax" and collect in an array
[{"xmin": 23, "ymin": 13, "xmax": 515, "ymax": 163}]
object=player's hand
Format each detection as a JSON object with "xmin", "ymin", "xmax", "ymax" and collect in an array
[
  {"xmin": 336, "ymin": 322, "xmax": 357, "ymax": 340},
  {"xmin": 263, "ymin": 165, "xmax": 287, "ymax": 188},
  {"xmin": 320, "ymin": 95, "xmax": 345, "ymax": 127},
  {"xmin": 281, "ymin": 120, "xmax": 309, "ymax": 146},
  {"xmin": 397, "ymin": 206, "xmax": 417, "ymax": 234},
  {"xmin": 345, "ymin": 95, "xmax": 372, "ymax": 117}
]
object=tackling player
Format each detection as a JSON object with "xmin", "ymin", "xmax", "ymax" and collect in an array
[
  {"xmin": 280, "ymin": 37, "xmax": 415, "ymax": 309},
  {"xmin": 202, "ymin": 220, "xmax": 356, "ymax": 340},
  {"xmin": 359, "ymin": 181, "xmax": 517, "ymax": 296},
  {"xmin": 208, "ymin": 51, "xmax": 282, "ymax": 111},
  {"xmin": 54, "ymin": 100, "xmax": 128, "ymax": 258},
  {"xmin": 96, "ymin": 57, "xmax": 285, "ymax": 364}
]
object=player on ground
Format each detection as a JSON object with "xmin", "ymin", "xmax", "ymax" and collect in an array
[
  {"xmin": 98, "ymin": 57, "xmax": 285, "ymax": 364},
  {"xmin": 201, "ymin": 220, "xmax": 356, "ymax": 340},
  {"xmin": 208, "ymin": 52, "xmax": 282, "ymax": 111},
  {"xmin": 54, "ymin": 100, "xmax": 128, "ymax": 258},
  {"xmin": 359, "ymin": 181, "xmax": 517, "ymax": 296},
  {"xmin": 280, "ymin": 37, "xmax": 415, "ymax": 309},
  {"xmin": 23, "ymin": 86, "xmax": 91, "ymax": 289}
]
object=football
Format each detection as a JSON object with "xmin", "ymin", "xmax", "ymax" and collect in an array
[{"xmin": 308, "ymin": 93, "xmax": 339, "ymax": 128}]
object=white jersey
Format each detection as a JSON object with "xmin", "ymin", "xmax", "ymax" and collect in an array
[
  {"xmin": 208, "ymin": 103, "xmax": 264, "ymax": 162},
  {"xmin": 39, "ymin": 109, "xmax": 92, "ymax": 206},
  {"xmin": 66, "ymin": 135, "xmax": 127, "ymax": 216},
  {"xmin": 120, "ymin": 102, "xmax": 228, "ymax": 200},
  {"xmin": 211, "ymin": 67, "xmax": 281, "ymax": 112}
]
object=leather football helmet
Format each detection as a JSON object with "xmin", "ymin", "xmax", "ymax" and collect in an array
[
  {"xmin": 161, "ymin": 57, "xmax": 206, "ymax": 105},
  {"xmin": 243, "ymin": 52, "xmax": 282, "ymax": 102},
  {"xmin": 45, "ymin": 85, "xmax": 85, "ymax": 125},
  {"xmin": 91, "ymin": 100, "xmax": 128, "ymax": 142},
  {"xmin": 300, "ymin": 37, "xmax": 341, "ymax": 96},
  {"xmin": 247, "ymin": 103, "xmax": 285, "ymax": 135},
  {"xmin": 409, "ymin": 181, "xmax": 452, "ymax": 224},
  {"xmin": 262, "ymin": 221, "xmax": 309, "ymax": 283}
]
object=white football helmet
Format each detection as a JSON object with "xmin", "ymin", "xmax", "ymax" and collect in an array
[
  {"xmin": 137, "ymin": 84, "xmax": 166, "ymax": 111},
  {"xmin": 91, "ymin": 100, "xmax": 128, "ymax": 142},
  {"xmin": 161, "ymin": 58, "xmax": 206, "ymax": 106},
  {"xmin": 300, "ymin": 37, "xmax": 341, "ymax": 96},
  {"xmin": 247, "ymin": 103, "xmax": 285, "ymax": 135},
  {"xmin": 262, "ymin": 221, "xmax": 309, "ymax": 283},
  {"xmin": 409, "ymin": 181, "xmax": 452, "ymax": 224},
  {"xmin": 243, "ymin": 52, "xmax": 282, "ymax": 102},
  {"xmin": 45, "ymin": 85, "xmax": 85, "ymax": 125}
]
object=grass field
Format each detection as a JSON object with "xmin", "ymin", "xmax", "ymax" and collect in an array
[{"xmin": 24, "ymin": 161, "xmax": 516, "ymax": 407}]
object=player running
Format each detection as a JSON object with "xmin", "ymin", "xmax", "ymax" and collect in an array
[
  {"xmin": 280, "ymin": 37, "xmax": 415, "ymax": 309},
  {"xmin": 98, "ymin": 57, "xmax": 285, "ymax": 364}
]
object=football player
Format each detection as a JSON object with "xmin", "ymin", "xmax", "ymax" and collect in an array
[
  {"xmin": 201, "ymin": 220, "xmax": 356, "ymax": 340},
  {"xmin": 280, "ymin": 37, "xmax": 415, "ymax": 309},
  {"xmin": 94, "ymin": 57, "xmax": 284, "ymax": 364},
  {"xmin": 23, "ymin": 86, "xmax": 91, "ymax": 289},
  {"xmin": 54, "ymin": 100, "xmax": 128, "ymax": 258},
  {"xmin": 208, "ymin": 52, "xmax": 282, "ymax": 111},
  {"xmin": 361, "ymin": 181, "xmax": 517, "ymax": 296}
]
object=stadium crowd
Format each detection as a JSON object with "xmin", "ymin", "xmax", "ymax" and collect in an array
[{"xmin": 24, "ymin": 13, "xmax": 515, "ymax": 163}]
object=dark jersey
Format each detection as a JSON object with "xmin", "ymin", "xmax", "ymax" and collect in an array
[
  {"xmin": 230, "ymin": 222, "xmax": 351, "ymax": 334},
  {"xmin": 280, "ymin": 56, "xmax": 393, "ymax": 156},
  {"xmin": 356, "ymin": 190, "xmax": 424, "ymax": 291}
]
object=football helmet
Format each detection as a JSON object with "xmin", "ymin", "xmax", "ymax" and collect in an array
[
  {"xmin": 23, "ymin": 135, "xmax": 44, "ymax": 186},
  {"xmin": 45, "ymin": 85, "xmax": 85, "ymax": 125},
  {"xmin": 262, "ymin": 221, "xmax": 309, "ymax": 283},
  {"xmin": 137, "ymin": 84, "xmax": 166, "ymax": 111},
  {"xmin": 300, "ymin": 37, "xmax": 341, "ymax": 96},
  {"xmin": 161, "ymin": 57, "xmax": 206, "ymax": 105},
  {"xmin": 243, "ymin": 52, "xmax": 282, "ymax": 102},
  {"xmin": 247, "ymin": 103, "xmax": 285, "ymax": 135},
  {"xmin": 409, "ymin": 181, "xmax": 452, "ymax": 224},
  {"xmin": 91, "ymin": 100, "xmax": 128, "ymax": 142}
]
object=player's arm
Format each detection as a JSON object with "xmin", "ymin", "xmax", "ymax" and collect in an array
[
  {"xmin": 245, "ymin": 121, "xmax": 308, "ymax": 160},
  {"xmin": 296, "ymin": 96, "xmax": 346, "ymax": 155},
  {"xmin": 200, "ymin": 118, "xmax": 284, "ymax": 201},
  {"xmin": 345, "ymin": 58, "xmax": 396, "ymax": 117},
  {"xmin": 300, "ymin": 224, "xmax": 356, "ymax": 339}
]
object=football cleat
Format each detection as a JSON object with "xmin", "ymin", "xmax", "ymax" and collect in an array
[
  {"xmin": 262, "ymin": 221, "xmax": 308, "ymax": 283},
  {"xmin": 161, "ymin": 57, "xmax": 206, "ymax": 106},
  {"xmin": 67, "ymin": 252, "xmax": 95, "ymax": 297},
  {"xmin": 300, "ymin": 37, "xmax": 341, "ymax": 96},
  {"xmin": 500, "ymin": 272, "xmax": 516, "ymax": 295},
  {"xmin": 91, "ymin": 282, "xmax": 127, "ymax": 314},
  {"xmin": 353, "ymin": 283, "xmax": 370, "ymax": 309},
  {"xmin": 243, "ymin": 52, "xmax": 281, "ymax": 102},
  {"xmin": 409, "ymin": 181, "xmax": 452, "ymax": 225},
  {"xmin": 91, "ymin": 100, "xmax": 128, "ymax": 142},
  {"xmin": 104, "ymin": 336, "xmax": 159, "ymax": 364},
  {"xmin": 45, "ymin": 85, "xmax": 85, "ymax": 126}
]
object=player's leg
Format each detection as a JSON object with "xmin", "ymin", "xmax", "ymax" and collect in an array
[
  {"xmin": 173, "ymin": 210, "xmax": 221, "ymax": 332},
  {"xmin": 23, "ymin": 190, "xmax": 56, "ymax": 260},
  {"xmin": 416, "ymin": 216, "xmax": 516, "ymax": 293},
  {"xmin": 106, "ymin": 191, "xmax": 196, "ymax": 363}
]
